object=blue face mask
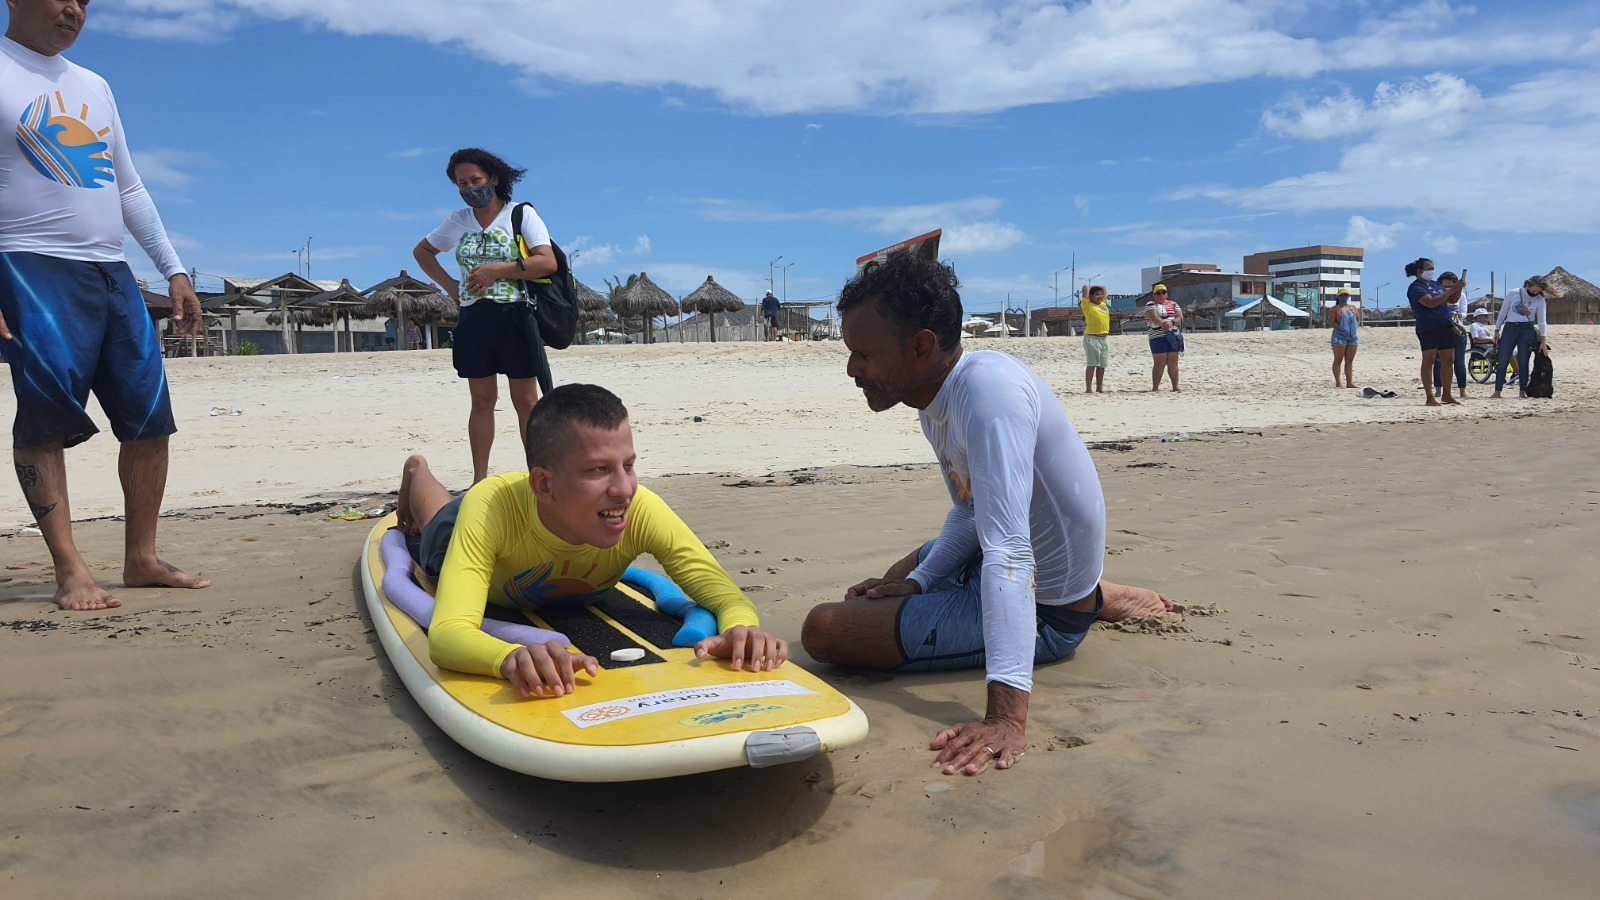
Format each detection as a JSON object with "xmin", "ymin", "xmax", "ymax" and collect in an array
[{"xmin": 460, "ymin": 184, "xmax": 496, "ymax": 209}]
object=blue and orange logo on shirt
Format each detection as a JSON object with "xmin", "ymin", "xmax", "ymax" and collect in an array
[
  {"xmin": 16, "ymin": 91, "xmax": 114, "ymax": 189},
  {"xmin": 503, "ymin": 559, "xmax": 609, "ymax": 610}
]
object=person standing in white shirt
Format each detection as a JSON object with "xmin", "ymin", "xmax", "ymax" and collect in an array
[
  {"xmin": 0, "ymin": 0, "xmax": 210, "ymax": 610},
  {"xmin": 1492, "ymin": 276, "xmax": 1549, "ymax": 399}
]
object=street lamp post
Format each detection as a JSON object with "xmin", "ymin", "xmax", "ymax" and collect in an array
[
  {"xmin": 768, "ymin": 255, "xmax": 783, "ymax": 295},
  {"xmin": 1374, "ymin": 281, "xmax": 1391, "ymax": 307},
  {"xmin": 293, "ymin": 248, "xmax": 304, "ymax": 277},
  {"xmin": 1052, "ymin": 263, "xmax": 1071, "ymax": 307},
  {"xmin": 306, "ymin": 236, "xmax": 314, "ymax": 280},
  {"xmin": 778, "ymin": 262, "xmax": 794, "ymax": 302}
]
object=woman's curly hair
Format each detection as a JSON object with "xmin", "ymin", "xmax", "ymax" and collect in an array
[{"xmin": 445, "ymin": 148, "xmax": 526, "ymax": 204}]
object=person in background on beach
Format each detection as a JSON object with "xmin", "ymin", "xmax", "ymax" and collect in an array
[
  {"xmin": 761, "ymin": 289, "xmax": 780, "ymax": 341},
  {"xmin": 1430, "ymin": 272, "xmax": 1471, "ymax": 399},
  {"xmin": 1469, "ymin": 307, "xmax": 1494, "ymax": 353},
  {"xmin": 394, "ymin": 384, "xmax": 787, "ymax": 699},
  {"xmin": 407, "ymin": 321, "xmax": 423, "ymax": 351},
  {"xmin": 1405, "ymin": 257, "xmax": 1464, "ymax": 406},
  {"xmin": 802, "ymin": 254, "xmax": 1175, "ymax": 776},
  {"xmin": 384, "ymin": 316, "xmax": 398, "ymax": 350},
  {"xmin": 1328, "ymin": 288, "xmax": 1360, "ymax": 388},
  {"xmin": 412, "ymin": 148, "xmax": 556, "ymax": 483},
  {"xmin": 0, "ymin": 0, "xmax": 212, "ymax": 610},
  {"xmin": 1081, "ymin": 284, "xmax": 1110, "ymax": 393},
  {"xmin": 1492, "ymin": 276, "xmax": 1548, "ymax": 400},
  {"xmin": 1144, "ymin": 284, "xmax": 1183, "ymax": 391}
]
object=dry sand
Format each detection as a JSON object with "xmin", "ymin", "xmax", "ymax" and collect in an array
[{"xmin": 3, "ymin": 330, "xmax": 1599, "ymax": 897}]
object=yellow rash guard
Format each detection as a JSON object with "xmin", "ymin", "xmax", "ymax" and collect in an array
[{"xmin": 428, "ymin": 473, "xmax": 761, "ymax": 678}]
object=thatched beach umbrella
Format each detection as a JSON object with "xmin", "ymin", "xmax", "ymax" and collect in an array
[
  {"xmin": 680, "ymin": 275, "xmax": 746, "ymax": 343},
  {"xmin": 608, "ymin": 272, "xmax": 679, "ymax": 344},
  {"xmin": 576, "ymin": 279, "xmax": 609, "ymax": 313},
  {"xmin": 1543, "ymin": 266, "xmax": 1600, "ymax": 323},
  {"xmin": 362, "ymin": 271, "xmax": 455, "ymax": 349}
]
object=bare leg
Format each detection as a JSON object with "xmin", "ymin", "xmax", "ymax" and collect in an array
[
  {"xmin": 802, "ymin": 596, "xmax": 908, "ymax": 669},
  {"xmin": 14, "ymin": 441, "xmax": 118, "ymax": 610},
  {"xmin": 1098, "ymin": 580, "xmax": 1175, "ymax": 621},
  {"xmin": 507, "ymin": 377, "xmax": 540, "ymax": 454},
  {"xmin": 1421, "ymin": 350, "xmax": 1439, "ymax": 405},
  {"xmin": 1331, "ymin": 346, "xmax": 1344, "ymax": 387},
  {"xmin": 467, "ymin": 376, "xmax": 498, "ymax": 484},
  {"xmin": 1166, "ymin": 355, "xmax": 1180, "ymax": 392},
  {"xmin": 1344, "ymin": 345, "xmax": 1357, "ymax": 387},
  {"xmin": 1095, "ymin": 367, "xmax": 1105, "ymax": 393},
  {"xmin": 1085, "ymin": 367, "xmax": 1093, "ymax": 394},
  {"xmin": 1151, "ymin": 356, "xmax": 1163, "ymax": 391},
  {"xmin": 121, "ymin": 436, "xmax": 210, "ymax": 590},
  {"xmin": 396, "ymin": 453, "xmax": 454, "ymax": 536}
]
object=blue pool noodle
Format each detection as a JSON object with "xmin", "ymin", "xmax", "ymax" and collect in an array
[{"xmin": 622, "ymin": 567, "xmax": 717, "ymax": 647}]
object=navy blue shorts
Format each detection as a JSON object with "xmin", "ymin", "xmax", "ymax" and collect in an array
[
  {"xmin": 894, "ymin": 542, "xmax": 1099, "ymax": 673},
  {"xmin": 451, "ymin": 300, "xmax": 539, "ymax": 380},
  {"xmin": 1148, "ymin": 332, "xmax": 1181, "ymax": 355},
  {"xmin": 0, "ymin": 252, "xmax": 175, "ymax": 449}
]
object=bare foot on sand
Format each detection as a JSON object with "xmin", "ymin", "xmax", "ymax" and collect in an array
[
  {"xmin": 1098, "ymin": 581, "xmax": 1175, "ymax": 621},
  {"xmin": 54, "ymin": 572, "xmax": 121, "ymax": 611},
  {"xmin": 124, "ymin": 559, "xmax": 212, "ymax": 590}
]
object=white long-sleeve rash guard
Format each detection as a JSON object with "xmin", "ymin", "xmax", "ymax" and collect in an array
[
  {"xmin": 0, "ymin": 36, "xmax": 184, "ymax": 278},
  {"xmin": 906, "ymin": 350, "xmax": 1107, "ymax": 693}
]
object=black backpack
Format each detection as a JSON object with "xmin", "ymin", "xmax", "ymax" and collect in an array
[
  {"xmin": 1526, "ymin": 347, "xmax": 1554, "ymax": 398},
  {"xmin": 511, "ymin": 203, "xmax": 578, "ymax": 351}
]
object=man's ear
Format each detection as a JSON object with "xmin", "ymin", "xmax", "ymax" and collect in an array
[
  {"xmin": 528, "ymin": 467, "xmax": 553, "ymax": 503},
  {"xmin": 912, "ymin": 328, "xmax": 941, "ymax": 360}
]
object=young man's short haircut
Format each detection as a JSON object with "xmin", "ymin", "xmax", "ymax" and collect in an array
[
  {"xmin": 524, "ymin": 384, "xmax": 629, "ymax": 471},
  {"xmin": 836, "ymin": 252, "xmax": 964, "ymax": 351}
]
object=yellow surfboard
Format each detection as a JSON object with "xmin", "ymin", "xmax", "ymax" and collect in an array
[{"xmin": 359, "ymin": 516, "xmax": 867, "ymax": 781}]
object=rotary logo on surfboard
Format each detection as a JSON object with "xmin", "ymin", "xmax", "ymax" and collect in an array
[
  {"xmin": 562, "ymin": 681, "xmax": 816, "ymax": 729},
  {"xmin": 681, "ymin": 703, "xmax": 789, "ymax": 727}
]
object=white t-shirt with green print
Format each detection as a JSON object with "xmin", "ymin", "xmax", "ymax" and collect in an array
[{"xmin": 425, "ymin": 203, "xmax": 551, "ymax": 307}]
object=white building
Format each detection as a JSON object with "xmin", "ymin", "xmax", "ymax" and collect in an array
[{"xmin": 1242, "ymin": 245, "xmax": 1365, "ymax": 308}]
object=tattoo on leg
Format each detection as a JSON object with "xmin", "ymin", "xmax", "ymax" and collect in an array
[
  {"xmin": 29, "ymin": 501, "xmax": 56, "ymax": 523},
  {"xmin": 15, "ymin": 463, "xmax": 40, "ymax": 489}
]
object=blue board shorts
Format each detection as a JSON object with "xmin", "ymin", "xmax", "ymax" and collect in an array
[
  {"xmin": 0, "ymin": 251, "xmax": 175, "ymax": 449},
  {"xmin": 895, "ymin": 541, "xmax": 1099, "ymax": 673}
]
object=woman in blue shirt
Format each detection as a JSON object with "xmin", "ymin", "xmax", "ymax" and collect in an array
[{"xmin": 1405, "ymin": 257, "xmax": 1465, "ymax": 406}]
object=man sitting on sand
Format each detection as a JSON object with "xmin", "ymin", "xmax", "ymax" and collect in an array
[
  {"xmin": 802, "ymin": 253, "xmax": 1172, "ymax": 776},
  {"xmin": 397, "ymin": 383, "xmax": 787, "ymax": 699}
]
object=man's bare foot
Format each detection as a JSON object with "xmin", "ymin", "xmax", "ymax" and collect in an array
[
  {"xmin": 1490, "ymin": 392, "xmax": 1502, "ymax": 399},
  {"xmin": 1098, "ymin": 581, "xmax": 1175, "ymax": 621},
  {"xmin": 1442, "ymin": 396, "xmax": 1459, "ymax": 405},
  {"xmin": 54, "ymin": 574, "xmax": 120, "ymax": 611},
  {"xmin": 1426, "ymin": 399, "xmax": 1441, "ymax": 406},
  {"xmin": 123, "ymin": 559, "xmax": 211, "ymax": 590}
]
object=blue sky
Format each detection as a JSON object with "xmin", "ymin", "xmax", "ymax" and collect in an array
[{"xmin": 75, "ymin": 0, "xmax": 1600, "ymax": 313}]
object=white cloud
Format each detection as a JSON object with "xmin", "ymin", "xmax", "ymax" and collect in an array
[
  {"xmin": 1344, "ymin": 216, "xmax": 1404, "ymax": 252},
  {"xmin": 1185, "ymin": 68, "xmax": 1600, "ymax": 232},
  {"xmin": 699, "ymin": 196, "xmax": 1024, "ymax": 253},
  {"xmin": 1074, "ymin": 195, "xmax": 1091, "ymax": 214},
  {"xmin": 1263, "ymin": 73, "xmax": 1483, "ymax": 139},
  {"xmin": 92, "ymin": 0, "xmax": 1592, "ymax": 116},
  {"xmin": 1426, "ymin": 232, "xmax": 1460, "ymax": 255},
  {"xmin": 130, "ymin": 147, "xmax": 217, "ymax": 193},
  {"xmin": 388, "ymin": 147, "xmax": 442, "ymax": 159},
  {"xmin": 567, "ymin": 234, "xmax": 653, "ymax": 271}
]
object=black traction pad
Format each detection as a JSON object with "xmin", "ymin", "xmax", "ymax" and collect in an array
[{"xmin": 532, "ymin": 588, "xmax": 673, "ymax": 668}]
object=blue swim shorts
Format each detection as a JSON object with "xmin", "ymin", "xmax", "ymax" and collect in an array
[
  {"xmin": 894, "ymin": 541, "xmax": 1099, "ymax": 673},
  {"xmin": 0, "ymin": 252, "xmax": 176, "ymax": 448}
]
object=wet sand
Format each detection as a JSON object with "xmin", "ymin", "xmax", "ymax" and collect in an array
[{"xmin": 3, "ymin": 410, "xmax": 1597, "ymax": 897}]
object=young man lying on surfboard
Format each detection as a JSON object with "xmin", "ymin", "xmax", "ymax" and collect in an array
[
  {"xmin": 802, "ymin": 252, "xmax": 1174, "ymax": 776},
  {"xmin": 395, "ymin": 383, "xmax": 786, "ymax": 699}
]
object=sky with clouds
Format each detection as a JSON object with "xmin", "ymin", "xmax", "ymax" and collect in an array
[{"xmin": 72, "ymin": 0, "xmax": 1600, "ymax": 311}]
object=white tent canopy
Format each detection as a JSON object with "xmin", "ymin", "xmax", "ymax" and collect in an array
[{"xmin": 1227, "ymin": 295, "xmax": 1311, "ymax": 318}]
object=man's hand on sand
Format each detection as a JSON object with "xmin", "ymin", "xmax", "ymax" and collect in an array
[
  {"xmin": 694, "ymin": 625, "xmax": 788, "ymax": 672},
  {"xmin": 931, "ymin": 718, "xmax": 1027, "ymax": 775},
  {"xmin": 168, "ymin": 274, "xmax": 204, "ymax": 337},
  {"xmin": 845, "ymin": 577, "xmax": 922, "ymax": 600},
  {"xmin": 501, "ymin": 640, "xmax": 599, "ymax": 699}
]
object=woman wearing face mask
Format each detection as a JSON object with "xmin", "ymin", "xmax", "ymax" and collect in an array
[
  {"xmin": 413, "ymin": 148, "xmax": 557, "ymax": 483},
  {"xmin": 1492, "ymin": 276, "xmax": 1549, "ymax": 399},
  {"xmin": 1328, "ymin": 287, "xmax": 1360, "ymax": 388},
  {"xmin": 1430, "ymin": 272, "xmax": 1471, "ymax": 398},
  {"xmin": 1405, "ymin": 257, "xmax": 1464, "ymax": 406}
]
